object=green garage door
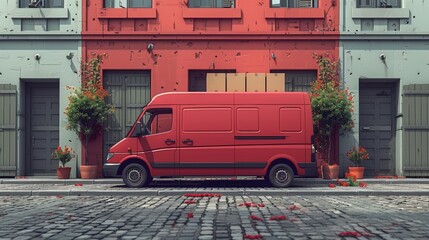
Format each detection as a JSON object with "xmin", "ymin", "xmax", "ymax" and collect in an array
[{"xmin": 103, "ymin": 71, "xmax": 151, "ymax": 162}]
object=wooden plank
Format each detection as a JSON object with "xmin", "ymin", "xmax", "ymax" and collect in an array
[
  {"xmin": 207, "ymin": 73, "xmax": 226, "ymax": 92},
  {"xmin": 266, "ymin": 73, "xmax": 285, "ymax": 92},
  {"xmin": 0, "ymin": 84, "xmax": 17, "ymax": 177},
  {"xmin": 226, "ymin": 73, "xmax": 245, "ymax": 92},
  {"xmin": 246, "ymin": 73, "xmax": 265, "ymax": 92}
]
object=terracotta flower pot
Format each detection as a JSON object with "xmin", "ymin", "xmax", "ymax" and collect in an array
[
  {"xmin": 80, "ymin": 165, "xmax": 97, "ymax": 179},
  {"xmin": 348, "ymin": 166, "xmax": 364, "ymax": 179},
  {"xmin": 57, "ymin": 167, "xmax": 71, "ymax": 179},
  {"xmin": 322, "ymin": 164, "xmax": 339, "ymax": 179}
]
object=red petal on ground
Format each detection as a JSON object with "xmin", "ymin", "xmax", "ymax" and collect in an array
[
  {"xmin": 338, "ymin": 231, "xmax": 361, "ymax": 237},
  {"xmin": 359, "ymin": 182, "xmax": 368, "ymax": 188},
  {"xmin": 186, "ymin": 212, "xmax": 193, "ymax": 218},
  {"xmin": 257, "ymin": 203, "xmax": 265, "ymax": 207},
  {"xmin": 269, "ymin": 215, "xmax": 286, "ymax": 221},
  {"xmin": 74, "ymin": 183, "xmax": 83, "ymax": 186},
  {"xmin": 290, "ymin": 218, "xmax": 298, "ymax": 222},
  {"xmin": 243, "ymin": 234, "xmax": 263, "ymax": 239},
  {"xmin": 250, "ymin": 215, "xmax": 264, "ymax": 221},
  {"xmin": 184, "ymin": 200, "xmax": 197, "ymax": 204},
  {"xmin": 183, "ymin": 193, "xmax": 221, "ymax": 198},
  {"xmin": 328, "ymin": 183, "xmax": 336, "ymax": 188},
  {"xmin": 289, "ymin": 205, "xmax": 300, "ymax": 210},
  {"xmin": 55, "ymin": 195, "xmax": 63, "ymax": 198}
]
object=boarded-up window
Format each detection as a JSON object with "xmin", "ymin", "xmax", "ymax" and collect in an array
[
  {"xmin": 280, "ymin": 107, "xmax": 301, "ymax": 132},
  {"xmin": 236, "ymin": 108, "xmax": 259, "ymax": 132},
  {"xmin": 183, "ymin": 108, "xmax": 232, "ymax": 132}
]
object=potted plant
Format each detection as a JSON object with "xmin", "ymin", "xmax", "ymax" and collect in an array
[
  {"xmin": 310, "ymin": 53, "xmax": 354, "ymax": 179},
  {"xmin": 52, "ymin": 146, "xmax": 75, "ymax": 179},
  {"xmin": 346, "ymin": 146, "xmax": 369, "ymax": 179},
  {"xmin": 65, "ymin": 53, "xmax": 114, "ymax": 179}
]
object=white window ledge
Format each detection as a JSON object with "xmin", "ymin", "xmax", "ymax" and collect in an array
[
  {"xmin": 11, "ymin": 8, "xmax": 69, "ymax": 19},
  {"xmin": 352, "ymin": 8, "xmax": 410, "ymax": 19}
]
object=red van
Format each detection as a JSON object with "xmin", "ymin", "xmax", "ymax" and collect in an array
[{"xmin": 103, "ymin": 92, "xmax": 316, "ymax": 187}]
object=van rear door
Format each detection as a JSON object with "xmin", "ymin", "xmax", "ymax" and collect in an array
[{"xmin": 179, "ymin": 105, "xmax": 235, "ymax": 176}]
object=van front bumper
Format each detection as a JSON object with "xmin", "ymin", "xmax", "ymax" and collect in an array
[
  {"xmin": 103, "ymin": 163, "xmax": 120, "ymax": 177},
  {"xmin": 298, "ymin": 162, "xmax": 317, "ymax": 177}
]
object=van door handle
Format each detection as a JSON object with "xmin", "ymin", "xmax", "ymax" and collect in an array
[
  {"xmin": 182, "ymin": 139, "xmax": 193, "ymax": 145},
  {"xmin": 165, "ymin": 139, "xmax": 176, "ymax": 145}
]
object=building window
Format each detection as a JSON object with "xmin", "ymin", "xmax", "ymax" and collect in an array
[
  {"xmin": 271, "ymin": 70, "xmax": 317, "ymax": 92},
  {"xmin": 189, "ymin": 70, "xmax": 235, "ymax": 92},
  {"xmin": 357, "ymin": 0, "xmax": 401, "ymax": 8},
  {"xmin": 104, "ymin": 0, "xmax": 152, "ymax": 8},
  {"xmin": 188, "ymin": 0, "xmax": 236, "ymax": 8},
  {"xmin": 271, "ymin": 0, "xmax": 317, "ymax": 8},
  {"xmin": 20, "ymin": 0, "xmax": 64, "ymax": 8}
]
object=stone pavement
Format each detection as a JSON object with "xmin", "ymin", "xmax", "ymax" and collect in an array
[
  {"xmin": 1, "ymin": 178, "xmax": 429, "ymax": 196},
  {"xmin": 0, "ymin": 195, "xmax": 428, "ymax": 239}
]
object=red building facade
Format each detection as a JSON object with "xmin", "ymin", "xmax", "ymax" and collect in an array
[{"xmin": 82, "ymin": 0, "xmax": 339, "ymax": 174}]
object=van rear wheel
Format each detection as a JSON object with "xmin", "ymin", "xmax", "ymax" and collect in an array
[
  {"xmin": 268, "ymin": 164, "xmax": 294, "ymax": 188},
  {"xmin": 123, "ymin": 163, "xmax": 149, "ymax": 188}
]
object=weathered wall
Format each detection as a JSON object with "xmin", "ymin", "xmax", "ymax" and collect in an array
[{"xmin": 340, "ymin": 0, "xmax": 429, "ymax": 176}]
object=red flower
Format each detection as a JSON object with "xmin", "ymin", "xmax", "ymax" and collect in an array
[
  {"xmin": 339, "ymin": 181, "xmax": 349, "ymax": 187},
  {"xmin": 243, "ymin": 234, "xmax": 263, "ymax": 239},
  {"xmin": 359, "ymin": 182, "xmax": 367, "ymax": 188},
  {"xmin": 250, "ymin": 215, "xmax": 263, "ymax": 222},
  {"xmin": 269, "ymin": 215, "xmax": 286, "ymax": 221},
  {"xmin": 328, "ymin": 183, "xmax": 336, "ymax": 188}
]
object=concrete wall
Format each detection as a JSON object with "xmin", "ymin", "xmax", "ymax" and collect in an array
[
  {"xmin": 0, "ymin": 0, "xmax": 81, "ymax": 177},
  {"xmin": 0, "ymin": 41, "xmax": 82, "ymax": 177},
  {"xmin": 340, "ymin": 0, "xmax": 429, "ymax": 176},
  {"xmin": 0, "ymin": 0, "xmax": 81, "ymax": 34}
]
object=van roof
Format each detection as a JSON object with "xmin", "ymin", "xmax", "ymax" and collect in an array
[{"xmin": 149, "ymin": 92, "xmax": 310, "ymax": 105}]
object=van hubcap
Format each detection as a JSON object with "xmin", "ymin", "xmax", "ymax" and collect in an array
[
  {"xmin": 128, "ymin": 169, "xmax": 142, "ymax": 183},
  {"xmin": 275, "ymin": 170, "xmax": 288, "ymax": 183}
]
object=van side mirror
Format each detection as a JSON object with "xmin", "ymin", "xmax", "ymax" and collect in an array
[{"xmin": 136, "ymin": 121, "xmax": 144, "ymax": 136}]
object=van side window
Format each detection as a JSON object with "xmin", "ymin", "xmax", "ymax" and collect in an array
[{"xmin": 141, "ymin": 108, "xmax": 173, "ymax": 135}]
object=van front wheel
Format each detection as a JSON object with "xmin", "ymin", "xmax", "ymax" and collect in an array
[
  {"xmin": 123, "ymin": 163, "xmax": 148, "ymax": 188},
  {"xmin": 268, "ymin": 164, "xmax": 294, "ymax": 188}
]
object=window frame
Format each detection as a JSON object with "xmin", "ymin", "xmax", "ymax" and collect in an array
[
  {"xmin": 356, "ymin": 0, "xmax": 401, "ymax": 8},
  {"xmin": 20, "ymin": 0, "xmax": 64, "ymax": 8},
  {"xmin": 188, "ymin": 0, "xmax": 236, "ymax": 8},
  {"xmin": 270, "ymin": 0, "xmax": 318, "ymax": 8},
  {"xmin": 104, "ymin": 0, "xmax": 153, "ymax": 8}
]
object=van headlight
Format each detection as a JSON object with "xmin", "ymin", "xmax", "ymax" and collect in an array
[{"xmin": 106, "ymin": 153, "xmax": 115, "ymax": 161}]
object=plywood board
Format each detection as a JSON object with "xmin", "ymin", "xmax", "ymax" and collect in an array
[
  {"xmin": 206, "ymin": 73, "xmax": 226, "ymax": 92},
  {"xmin": 227, "ymin": 73, "xmax": 245, "ymax": 92},
  {"xmin": 266, "ymin": 73, "xmax": 285, "ymax": 92},
  {"xmin": 246, "ymin": 73, "xmax": 266, "ymax": 92}
]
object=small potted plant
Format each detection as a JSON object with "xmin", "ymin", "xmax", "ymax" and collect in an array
[
  {"xmin": 52, "ymin": 146, "xmax": 75, "ymax": 179},
  {"xmin": 346, "ymin": 146, "xmax": 369, "ymax": 179}
]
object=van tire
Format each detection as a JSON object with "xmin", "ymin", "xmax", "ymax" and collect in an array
[
  {"xmin": 123, "ymin": 163, "xmax": 148, "ymax": 188},
  {"xmin": 268, "ymin": 164, "xmax": 294, "ymax": 188}
]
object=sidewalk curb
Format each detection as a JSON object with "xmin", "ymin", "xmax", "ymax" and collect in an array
[
  {"xmin": 1, "ymin": 190, "xmax": 429, "ymax": 197},
  {"xmin": 2, "ymin": 178, "xmax": 429, "ymax": 185}
]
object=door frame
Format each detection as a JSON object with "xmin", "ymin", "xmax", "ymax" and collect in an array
[
  {"xmin": 24, "ymin": 81, "xmax": 59, "ymax": 176},
  {"xmin": 359, "ymin": 79, "xmax": 399, "ymax": 176}
]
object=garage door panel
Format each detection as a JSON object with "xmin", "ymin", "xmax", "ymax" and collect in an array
[{"xmin": 103, "ymin": 71, "xmax": 151, "ymax": 162}]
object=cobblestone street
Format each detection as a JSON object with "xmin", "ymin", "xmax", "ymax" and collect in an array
[{"xmin": 0, "ymin": 194, "xmax": 428, "ymax": 240}]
